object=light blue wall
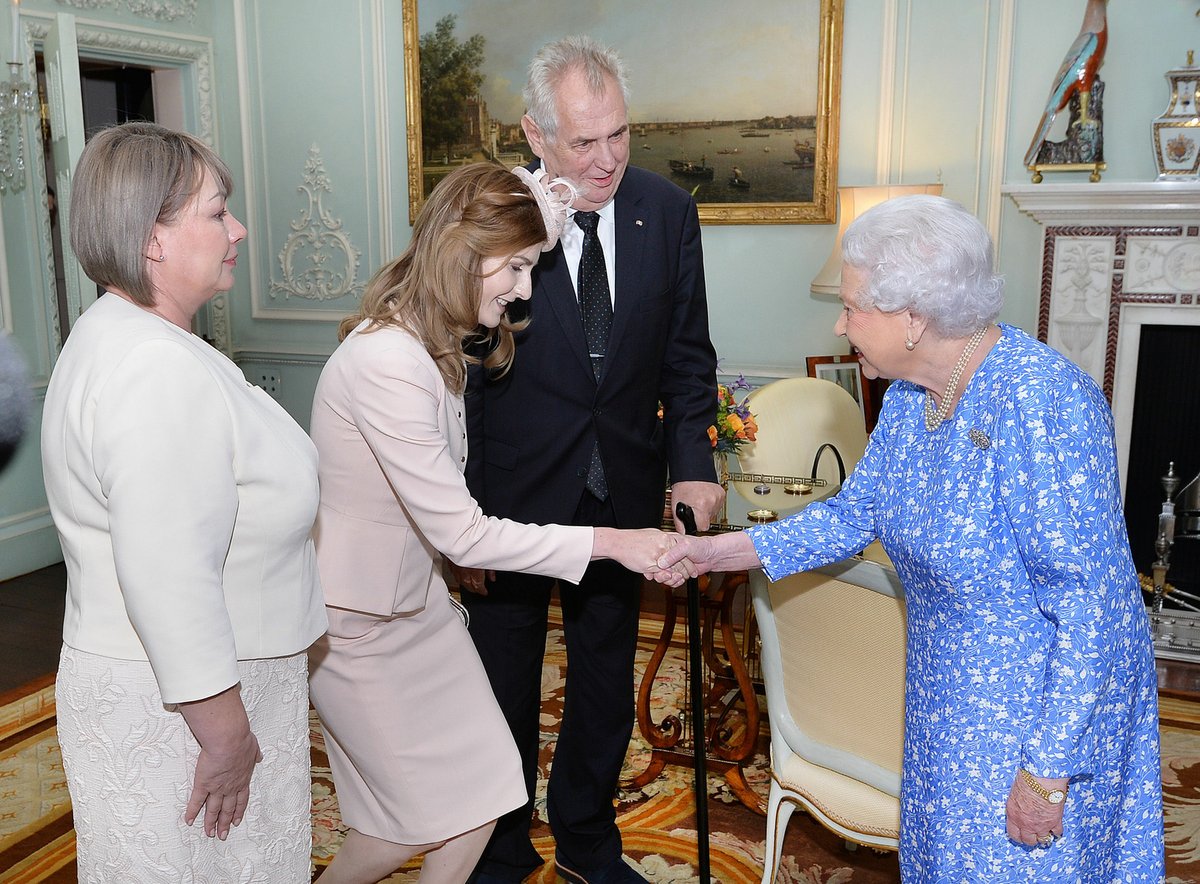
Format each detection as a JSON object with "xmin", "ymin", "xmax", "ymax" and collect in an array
[
  {"xmin": 0, "ymin": 0, "xmax": 222, "ymax": 577},
  {"xmin": 2, "ymin": 0, "xmax": 1197, "ymax": 578},
  {"xmin": 222, "ymin": 0, "xmax": 1200, "ymax": 396}
]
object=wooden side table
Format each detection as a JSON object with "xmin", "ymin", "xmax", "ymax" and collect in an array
[
  {"xmin": 628, "ymin": 568, "xmax": 765, "ymax": 814},
  {"xmin": 627, "ymin": 475, "xmax": 831, "ymax": 814}
]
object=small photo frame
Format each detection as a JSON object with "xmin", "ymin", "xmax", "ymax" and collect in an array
[{"xmin": 806, "ymin": 354, "xmax": 875, "ymax": 430}]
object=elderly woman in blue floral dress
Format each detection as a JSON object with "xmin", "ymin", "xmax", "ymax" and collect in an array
[{"xmin": 661, "ymin": 194, "xmax": 1163, "ymax": 881}]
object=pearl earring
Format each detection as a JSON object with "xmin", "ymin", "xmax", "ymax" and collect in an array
[{"xmin": 905, "ymin": 336, "xmax": 915, "ymax": 351}]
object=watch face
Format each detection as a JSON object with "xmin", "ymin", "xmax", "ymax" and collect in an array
[{"xmin": 1047, "ymin": 789, "xmax": 1066, "ymax": 804}]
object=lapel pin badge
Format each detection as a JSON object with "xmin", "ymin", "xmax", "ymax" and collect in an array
[
  {"xmin": 968, "ymin": 428, "xmax": 991, "ymax": 449},
  {"xmin": 635, "ymin": 219, "xmax": 643, "ymax": 226}
]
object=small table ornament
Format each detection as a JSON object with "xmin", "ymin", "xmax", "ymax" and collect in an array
[{"xmin": 1152, "ymin": 52, "xmax": 1200, "ymax": 180}]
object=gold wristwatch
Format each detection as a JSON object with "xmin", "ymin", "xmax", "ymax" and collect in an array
[{"xmin": 1020, "ymin": 768, "xmax": 1066, "ymax": 805}]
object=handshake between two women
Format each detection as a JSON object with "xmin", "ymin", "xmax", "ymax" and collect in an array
[{"xmin": 594, "ymin": 528, "xmax": 728, "ymax": 587}]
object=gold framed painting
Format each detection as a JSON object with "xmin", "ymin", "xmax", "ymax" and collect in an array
[{"xmin": 402, "ymin": 0, "xmax": 843, "ymax": 226}]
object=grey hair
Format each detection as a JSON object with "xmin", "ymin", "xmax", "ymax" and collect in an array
[
  {"xmin": 523, "ymin": 35, "xmax": 630, "ymax": 143},
  {"xmin": 70, "ymin": 121, "xmax": 233, "ymax": 308},
  {"xmin": 841, "ymin": 194, "xmax": 1004, "ymax": 338}
]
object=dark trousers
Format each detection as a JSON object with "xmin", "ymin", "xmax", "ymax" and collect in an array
[{"xmin": 463, "ymin": 491, "xmax": 642, "ymax": 880}]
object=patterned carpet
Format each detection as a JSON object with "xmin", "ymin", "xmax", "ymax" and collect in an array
[
  {"xmin": 309, "ymin": 611, "xmax": 901, "ymax": 883},
  {"xmin": 2, "ymin": 624, "xmax": 1197, "ymax": 882}
]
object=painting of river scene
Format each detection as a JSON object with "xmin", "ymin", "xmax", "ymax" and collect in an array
[
  {"xmin": 402, "ymin": 0, "xmax": 843, "ymax": 224},
  {"xmin": 628, "ymin": 123, "xmax": 817, "ymax": 206}
]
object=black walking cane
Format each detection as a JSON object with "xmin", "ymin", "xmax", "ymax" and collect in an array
[{"xmin": 675, "ymin": 501, "xmax": 711, "ymax": 883}]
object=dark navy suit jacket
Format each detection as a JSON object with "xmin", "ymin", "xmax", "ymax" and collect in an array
[{"xmin": 465, "ymin": 164, "xmax": 718, "ymax": 530}]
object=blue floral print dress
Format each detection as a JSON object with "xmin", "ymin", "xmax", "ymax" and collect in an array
[{"xmin": 749, "ymin": 325, "xmax": 1163, "ymax": 882}]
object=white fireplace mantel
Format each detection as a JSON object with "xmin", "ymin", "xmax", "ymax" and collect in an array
[
  {"xmin": 1003, "ymin": 181, "xmax": 1200, "ymax": 226},
  {"xmin": 1002, "ymin": 180, "xmax": 1200, "ymax": 495}
]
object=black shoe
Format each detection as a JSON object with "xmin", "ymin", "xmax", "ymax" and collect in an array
[
  {"xmin": 554, "ymin": 853, "xmax": 647, "ymax": 884},
  {"xmin": 466, "ymin": 873, "xmax": 522, "ymax": 884}
]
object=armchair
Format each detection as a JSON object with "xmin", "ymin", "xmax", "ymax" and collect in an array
[
  {"xmin": 732, "ymin": 377, "xmax": 867, "ymax": 503},
  {"xmin": 732, "ymin": 376, "xmax": 905, "ymax": 881},
  {"xmin": 752, "ymin": 559, "xmax": 906, "ymax": 881}
]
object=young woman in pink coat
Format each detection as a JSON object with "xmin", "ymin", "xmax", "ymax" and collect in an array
[{"xmin": 308, "ymin": 164, "xmax": 682, "ymax": 883}]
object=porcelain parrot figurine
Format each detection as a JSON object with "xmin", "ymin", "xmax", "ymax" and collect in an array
[{"xmin": 1023, "ymin": 0, "xmax": 1108, "ymax": 168}]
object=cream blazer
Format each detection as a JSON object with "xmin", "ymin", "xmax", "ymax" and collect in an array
[
  {"xmin": 309, "ymin": 322, "xmax": 592, "ymax": 616},
  {"xmin": 42, "ymin": 294, "xmax": 328, "ymax": 704}
]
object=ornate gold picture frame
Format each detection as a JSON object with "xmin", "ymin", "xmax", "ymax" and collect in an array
[{"xmin": 402, "ymin": 0, "xmax": 843, "ymax": 226}]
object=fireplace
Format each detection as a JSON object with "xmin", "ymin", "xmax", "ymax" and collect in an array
[
  {"xmin": 1006, "ymin": 182, "xmax": 1200, "ymax": 617},
  {"xmin": 1124, "ymin": 324, "xmax": 1200, "ymax": 598}
]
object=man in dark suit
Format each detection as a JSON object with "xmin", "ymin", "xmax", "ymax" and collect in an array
[{"xmin": 460, "ymin": 35, "xmax": 724, "ymax": 884}]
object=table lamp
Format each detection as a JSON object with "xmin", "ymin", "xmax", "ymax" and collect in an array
[{"xmin": 810, "ymin": 183, "xmax": 944, "ymax": 297}]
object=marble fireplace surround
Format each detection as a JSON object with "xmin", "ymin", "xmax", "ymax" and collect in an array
[{"xmin": 1004, "ymin": 182, "xmax": 1200, "ymax": 495}]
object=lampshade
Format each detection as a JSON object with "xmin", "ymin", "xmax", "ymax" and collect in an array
[{"xmin": 809, "ymin": 183, "xmax": 944, "ymax": 297}]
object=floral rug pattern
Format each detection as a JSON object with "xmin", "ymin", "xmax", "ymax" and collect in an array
[
  {"xmin": 3, "ymin": 639, "xmax": 1200, "ymax": 881},
  {"xmin": 309, "ymin": 617, "xmax": 900, "ymax": 883}
]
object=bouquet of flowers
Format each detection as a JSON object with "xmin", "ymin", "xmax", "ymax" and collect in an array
[{"xmin": 709, "ymin": 374, "xmax": 758, "ymax": 454}]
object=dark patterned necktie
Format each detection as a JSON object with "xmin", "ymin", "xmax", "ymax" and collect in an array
[
  {"xmin": 575, "ymin": 211, "xmax": 611, "ymax": 500},
  {"xmin": 575, "ymin": 211, "xmax": 612, "ymax": 380}
]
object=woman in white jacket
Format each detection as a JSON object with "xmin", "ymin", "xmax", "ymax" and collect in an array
[{"xmin": 42, "ymin": 122, "xmax": 327, "ymax": 882}]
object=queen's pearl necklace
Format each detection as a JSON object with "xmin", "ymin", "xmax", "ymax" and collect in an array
[{"xmin": 924, "ymin": 326, "xmax": 988, "ymax": 432}]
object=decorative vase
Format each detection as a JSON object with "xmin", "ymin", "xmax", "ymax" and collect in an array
[
  {"xmin": 715, "ymin": 450, "xmax": 730, "ymax": 526},
  {"xmin": 1152, "ymin": 52, "xmax": 1200, "ymax": 180}
]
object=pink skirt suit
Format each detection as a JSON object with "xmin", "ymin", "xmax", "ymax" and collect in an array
[{"xmin": 307, "ymin": 322, "xmax": 592, "ymax": 843}]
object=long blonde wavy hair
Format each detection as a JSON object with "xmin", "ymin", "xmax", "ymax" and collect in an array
[{"xmin": 340, "ymin": 163, "xmax": 546, "ymax": 394}]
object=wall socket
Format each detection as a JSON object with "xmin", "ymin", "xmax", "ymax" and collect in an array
[{"xmin": 254, "ymin": 367, "xmax": 283, "ymax": 401}]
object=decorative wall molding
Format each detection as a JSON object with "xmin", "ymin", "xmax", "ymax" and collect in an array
[
  {"xmin": 235, "ymin": 349, "xmax": 332, "ymax": 367},
  {"xmin": 0, "ymin": 505, "xmax": 52, "ymax": 533},
  {"xmin": 895, "ymin": 0, "xmax": 911, "ymax": 177},
  {"xmin": 269, "ymin": 145, "xmax": 364, "ymax": 303},
  {"xmin": 243, "ymin": 3, "xmax": 380, "ymax": 322},
  {"xmin": 28, "ymin": 25, "xmax": 213, "ymax": 155},
  {"xmin": 0, "ymin": 509, "xmax": 61, "ymax": 582},
  {"xmin": 207, "ymin": 291, "xmax": 229, "ymax": 353},
  {"xmin": 370, "ymin": 0, "xmax": 393, "ymax": 256},
  {"xmin": 55, "ymin": 0, "xmax": 197, "ymax": 24},
  {"xmin": 55, "ymin": 0, "xmax": 116, "ymax": 10},
  {"xmin": 0, "ymin": 205, "xmax": 13, "ymax": 334},
  {"xmin": 875, "ymin": 0, "xmax": 899, "ymax": 184},
  {"xmin": 28, "ymin": 20, "xmax": 215, "ymax": 144},
  {"xmin": 974, "ymin": 0, "xmax": 1012, "ymax": 239},
  {"xmin": 24, "ymin": 19, "xmax": 217, "ymax": 356}
]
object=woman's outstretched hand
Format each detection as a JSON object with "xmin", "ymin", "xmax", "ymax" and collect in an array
[
  {"xmin": 656, "ymin": 535, "xmax": 719, "ymax": 579},
  {"xmin": 593, "ymin": 528, "xmax": 690, "ymax": 586},
  {"xmin": 656, "ymin": 530, "xmax": 763, "ymax": 578}
]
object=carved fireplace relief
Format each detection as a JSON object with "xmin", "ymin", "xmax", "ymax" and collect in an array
[{"xmin": 1005, "ymin": 182, "xmax": 1200, "ymax": 493}]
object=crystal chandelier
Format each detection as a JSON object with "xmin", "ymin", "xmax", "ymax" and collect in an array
[{"xmin": 1, "ymin": 3, "xmax": 36, "ymax": 194}]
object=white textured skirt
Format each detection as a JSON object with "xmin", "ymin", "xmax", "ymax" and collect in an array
[{"xmin": 55, "ymin": 645, "xmax": 313, "ymax": 884}]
